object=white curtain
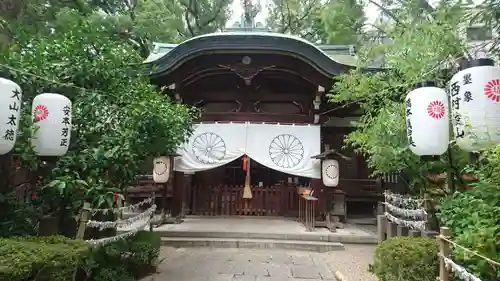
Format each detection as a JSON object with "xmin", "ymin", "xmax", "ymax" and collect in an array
[
  {"xmin": 246, "ymin": 124, "xmax": 321, "ymax": 179},
  {"xmin": 174, "ymin": 123, "xmax": 247, "ymax": 173},
  {"xmin": 174, "ymin": 123, "xmax": 321, "ymax": 179}
]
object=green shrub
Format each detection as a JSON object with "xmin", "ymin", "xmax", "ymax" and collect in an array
[
  {"xmin": 438, "ymin": 182, "xmax": 500, "ymax": 280},
  {"xmin": 0, "ymin": 232, "xmax": 160, "ymax": 281},
  {"xmin": 370, "ymin": 236, "xmax": 439, "ymax": 281},
  {"xmin": 0, "ymin": 236, "xmax": 89, "ymax": 281},
  {"xmin": 88, "ymin": 231, "xmax": 161, "ymax": 279},
  {"xmin": 0, "ymin": 197, "xmax": 41, "ymax": 237},
  {"xmin": 91, "ymin": 267, "xmax": 135, "ymax": 281}
]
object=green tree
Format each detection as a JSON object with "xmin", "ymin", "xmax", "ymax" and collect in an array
[
  {"xmin": 1, "ymin": 0, "xmax": 232, "ymax": 57},
  {"xmin": 266, "ymin": 0, "xmax": 365, "ymax": 44},
  {"xmin": 1, "ymin": 10, "xmax": 197, "ymax": 213},
  {"xmin": 330, "ymin": 2, "xmax": 499, "ymax": 278},
  {"xmin": 330, "ymin": 3, "xmax": 470, "ymax": 183}
]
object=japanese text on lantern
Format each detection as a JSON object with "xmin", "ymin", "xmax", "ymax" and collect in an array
[
  {"xmin": 4, "ymin": 89, "xmax": 21, "ymax": 141},
  {"xmin": 60, "ymin": 105, "xmax": 71, "ymax": 147},
  {"xmin": 450, "ymin": 80, "xmax": 465, "ymax": 138},
  {"xmin": 462, "ymin": 73, "xmax": 473, "ymax": 103},
  {"xmin": 405, "ymin": 98, "xmax": 416, "ymax": 147}
]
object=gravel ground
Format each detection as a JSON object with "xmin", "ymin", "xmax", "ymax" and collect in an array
[{"xmin": 322, "ymin": 244, "xmax": 377, "ymax": 281}]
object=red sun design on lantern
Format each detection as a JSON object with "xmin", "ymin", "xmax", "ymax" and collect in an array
[
  {"xmin": 484, "ymin": 79, "xmax": 500, "ymax": 102},
  {"xmin": 427, "ymin": 100, "xmax": 445, "ymax": 119},
  {"xmin": 33, "ymin": 105, "xmax": 49, "ymax": 121}
]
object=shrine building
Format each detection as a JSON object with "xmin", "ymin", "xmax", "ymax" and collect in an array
[{"xmin": 132, "ymin": 8, "xmax": 392, "ymax": 224}]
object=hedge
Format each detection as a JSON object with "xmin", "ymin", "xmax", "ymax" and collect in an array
[
  {"xmin": 0, "ymin": 231, "xmax": 161, "ymax": 281},
  {"xmin": 0, "ymin": 236, "xmax": 89, "ymax": 281},
  {"xmin": 369, "ymin": 236, "xmax": 439, "ymax": 281}
]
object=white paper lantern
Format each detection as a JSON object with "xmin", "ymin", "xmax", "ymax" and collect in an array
[
  {"xmin": 449, "ymin": 58, "xmax": 500, "ymax": 151},
  {"xmin": 153, "ymin": 156, "xmax": 171, "ymax": 183},
  {"xmin": 405, "ymin": 82, "xmax": 449, "ymax": 156},
  {"xmin": 0, "ymin": 78, "xmax": 22, "ymax": 155},
  {"xmin": 322, "ymin": 159, "xmax": 339, "ymax": 187},
  {"xmin": 31, "ymin": 93, "xmax": 72, "ymax": 156}
]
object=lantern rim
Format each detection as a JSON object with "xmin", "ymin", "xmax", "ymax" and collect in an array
[
  {"xmin": 459, "ymin": 58, "xmax": 494, "ymax": 70},
  {"xmin": 414, "ymin": 81, "xmax": 437, "ymax": 88}
]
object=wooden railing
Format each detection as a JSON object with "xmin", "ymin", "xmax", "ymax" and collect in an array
[
  {"xmin": 190, "ymin": 184, "xmax": 299, "ymax": 216},
  {"xmin": 298, "ymin": 195, "xmax": 318, "ymax": 231},
  {"xmin": 202, "ymin": 113, "xmax": 311, "ymax": 124},
  {"xmin": 339, "ymin": 178, "xmax": 381, "ymax": 201}
]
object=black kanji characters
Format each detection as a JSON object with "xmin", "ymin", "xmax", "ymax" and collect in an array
[
  {"xmin": 60, "ymin": 105, "xmax": 71, "ymax": 147},
  {"xmin": 462, "ymin": 73, "xmax": 472, "ymax": 85},
  {"xmin": 3, "ymin": 129, "xmax": 15, "ymax": 141},
  {"xmin": 451, "ymin": 97, "xmax": 461, "ymax": 110},
  {"xmin": 6, "ymin": 114, "xmax": 16, "ymax": 126},
  {"xmin": 60, "ymin": 138, "xmax": 68, "ymax": 147},
  {"xmin": 62, "ymin": 105, "xmax": 70, "ymax": 116},
  {"xmin": 408, "ymin": 134, "xmax": 416, "ymax": 147},
  {"xmin": 450, "ymin": 81, "xmax": 460, "ymax": 97},
  {"xmin": 11, "ymin": 89, "xmax": 21, "ymax": 100},
  {"xmin": 61, "ymin": 127, "xmax": 69, "ymax": 137},
  {"xmin": 463, "ymin": 91, "xmax": 473, "ymax": 102},
  {"xmin": 9, "ymin": 102, "xmax": 19, "ymax": 111}
]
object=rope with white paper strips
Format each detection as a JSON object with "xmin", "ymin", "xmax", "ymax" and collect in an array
[
  {"xmin": 384, "ymin": 212, "xmax": 426, "ymax": 230},
  {"xmin": 85, "ymin": 217, "xmax": 152, "ymax": 248},
  {"xmin": 384, "ymin": 191, "xmax": 424, "ymax": 209},
  {"xmin": 89, "ymin": 197, "xmax": 154, "ymax": 215},
  {"xmin": 86, "ymin": 204, "xmax": 157, "ymax": 230},
  {"xmin": 384, "ymin": 201, "xmax": 427, "ymax": 219},
  {"xmin": 442, "ymin": 255, "xmax": 483, "ymax": 281}
]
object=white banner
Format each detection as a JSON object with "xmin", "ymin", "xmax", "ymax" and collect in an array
[
  {"xmin": 174, "ymin": 123, "xmax": 247, "ymax": 173},
  {"xmin": 246, "ymin": 124, "xmax": 321, "ymax": 179},
  {"xmin": 174, "ymin": 123, "xmax": 321, "ymax": 179}
]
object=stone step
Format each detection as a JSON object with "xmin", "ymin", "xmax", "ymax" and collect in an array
[
  {"xmin": 156, "ymin": 230, "xmax": 377, "ymax": 244},
  {"xmin": 161, "ymin": 237, "xmax": 345, "ymax": 252}
]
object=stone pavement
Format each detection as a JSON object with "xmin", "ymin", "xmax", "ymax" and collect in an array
[{"xmin": 142, "ymin": 247, "xmax": 338, "ymax": 281}]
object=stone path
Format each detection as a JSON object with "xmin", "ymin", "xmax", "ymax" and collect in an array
[
  {"xmin": 323, "ymin": 244, "xmax": 377, "ymax": 281},
  {"xmin": 143, "ymin": 247, "xmax": 338, "ymax": 281}
]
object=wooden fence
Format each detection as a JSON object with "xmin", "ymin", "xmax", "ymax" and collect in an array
[
  {"xmin": 76, "ymin": 192, "xmax": 156, "ymax": 240},
  {"xmin": 190, "ymin": 184, "xmax": 299, "ymax": 216},
  {"xmin": 377, "ymin": 211, "xmax": 438, "ymax": 241},
  {"xmin": 377, "ymin": 191, "xmax": 437, "ymax": 242},
  {"xmin": 377, "ymin": 192, "xmax": 496, "ymax": 281}
]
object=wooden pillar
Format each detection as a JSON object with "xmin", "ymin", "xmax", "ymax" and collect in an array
[
  {"xmin": 439, "ymin": 227, "xmax": 451, "ymax": 281},
  {"xmin": 310, "ymin": 179, "xmax": 325, "ymax": 219},
  {"xmin": 312, "ymin": 85, "xmax": 324, "ymax": 124},
  {"xmin": 377, "ymin": 215, "xmax": 387, "ymax": 243},
  {"xmin": 377, "ymin": 201, "xmax": 384, "ymax": 215},
  {"xmin": 76, "ymin": 202, "xmax": 90, "ymax": 239},
  {"xmin": 171, "ymin": 171, "xmax": 184, "ymax": 221},
  {"xmin": 183, "ymin": 172, "xmax": 193, "ymax": 216},
  {"xmin": 386, "ymin": 221, "xmax": 398, "ymax": 238},
  {"xmin": 397, "ymin": 225, "xmax": 409, "ymax": 236},
  {"xmin": 279, "ymin": 181, "xmax": 288, "ymax": 216}
]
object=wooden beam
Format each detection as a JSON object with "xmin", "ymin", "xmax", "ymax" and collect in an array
[
  {"xmin": 201, "ymin": 113, "xmax": 310, "ymax": 123},
  {"xmin": 183, "ymin": 91, "xmax": 311, "ymax": 103},
  {"xmin": 151, "ymin": 53, "xmax": 334, "ymax": 89}
]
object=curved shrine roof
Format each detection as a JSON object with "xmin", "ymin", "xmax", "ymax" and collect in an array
[{"xmin": 144, "ymin": 32, "xmax": 381, "ymax": 78}]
